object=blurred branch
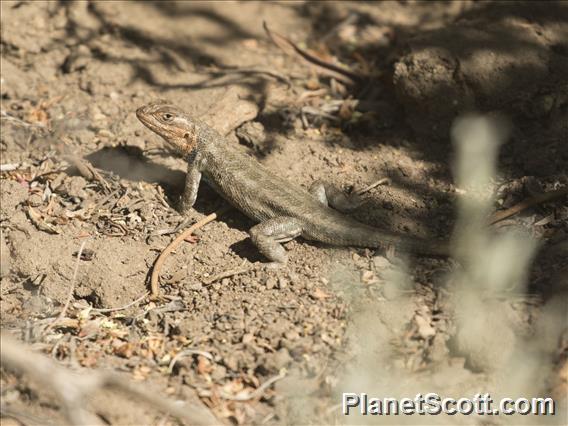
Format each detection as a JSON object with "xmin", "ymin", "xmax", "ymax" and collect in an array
[{"xmin": 1, "ymin": 333, "xmax": 219, "ymax": 426}]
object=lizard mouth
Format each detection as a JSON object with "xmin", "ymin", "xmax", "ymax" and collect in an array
[
  {"xmin": 136, "ymin": 106, "xmax": 163, "ymax": 136},
  {"xmin": 136, "ymin": 105, "xmax": 185, "ymax": 153},
  {"xmin": 136, "ymin": 106, "xmax": 151, "ymax": 124}
]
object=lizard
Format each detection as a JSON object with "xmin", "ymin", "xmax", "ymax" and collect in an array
[{"xmin": 136, "ymin": 100, "xmax": 449, "ymax": 265}]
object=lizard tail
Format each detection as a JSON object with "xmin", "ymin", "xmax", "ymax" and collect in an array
[{"xmin": 326, "ymin": 221, "xmax": 450, "ymax": 258}]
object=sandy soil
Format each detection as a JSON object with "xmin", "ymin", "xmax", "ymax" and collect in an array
[{"xmin": 1, "ymin": 1, "xmax": 567, "ymax": 425}]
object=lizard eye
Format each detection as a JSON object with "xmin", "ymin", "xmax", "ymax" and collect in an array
[{"xmin": 162, "ymin": 113, "xmax": 174, "ymax": 121}]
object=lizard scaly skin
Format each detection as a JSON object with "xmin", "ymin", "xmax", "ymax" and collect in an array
[{"xmin": 136, "ymin": 101, "xmax": 449, "ymax": 264}]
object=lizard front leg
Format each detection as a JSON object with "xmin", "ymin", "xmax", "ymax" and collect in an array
[
  {"xmin": 178, "ymin": 160, "xmax": 202, "ymax": 215},
  {"xmin": 309, "ymin": 180, "xmax": 364, "ymax": 213},
  {"xmin": 249, "ymin": 217, "xmax": 303, "ymax": 265}
]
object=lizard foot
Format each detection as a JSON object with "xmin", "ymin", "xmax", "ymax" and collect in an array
[
  {"xmin": 249, "ymin": 217, "xmax": 303, "ymax": 264},
  {"xmin": 309, "ymin": 180, "xmax": 365, "ymax": 213}
]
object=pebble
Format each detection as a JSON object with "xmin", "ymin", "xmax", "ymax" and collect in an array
[
  {"xmin": 265, "ymin": 276, "xmax": 277, "ymax": 290},
  {"xmin": 273, "ymin": 348, "xmax": 292, "ymax": 369},
  {"xmin": 211, "ymin": 365, "xmax": 227, "ymax": 381},
  {"xmin": 186, "ymin": 281, "xmax": 202, "ymax": 291},
  {"xmin": 223, "ymin": 356, "xmax": 238, "ymax": 371},
  {"xmin": 242, "ymin": 333, "xmax": 254, "ymax": 344},
  {"xmin": 284, "ymin": 329, "xmax": 299, "ymax": 340},
  {"xmin": 277, "ymin": 277, "xmax": 288, "ymax": 289},
  {"xmin": 27, "ymin": 193, "xmax": 43, "ymax": 207}
]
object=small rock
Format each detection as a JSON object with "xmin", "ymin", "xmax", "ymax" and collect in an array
[
  {"xmin": 27, "ymin": 193, "xmax": 43, "ymax": 207},
  {"xmin": 272, "ymin": 348, "xmax": 292, "ymax": 369},
  {"xmin": 211, "ymin": 365, "xmax": 227, "ymax": 381},
  {"xmin": 265, "ymin": 276, "xmax": 277, "ymax": 290},
  {"xmin": 97, "ymin": 129, "xmax": 115, "ymax": 139},
  {"xmin": 242, "ymin": 333, "xmax": 254, "ymax": 344},
  {"xmin": 277, "ymin": 277, "xmax": 288, "ymax": 289},
  {"xmin": 223, "ymin": 355, "xmax": 239, "ymax": 372},
  {"xmin": 284, "ymin": 329, "xmax": 299, "ymax": 340},
  {"xmin": 320, "ymin": 333, "xmax": 335, "ymax": 345}
]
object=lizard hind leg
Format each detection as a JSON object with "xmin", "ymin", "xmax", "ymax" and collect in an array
[
  {"xmin": 249, "ymin": 217, "xmax": 303, "ymax": 265},
  {"xmin": 308, "ymin": 180, "xmax": 364, "ymax": 213}
]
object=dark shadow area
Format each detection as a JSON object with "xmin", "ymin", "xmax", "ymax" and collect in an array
[
  {"xmin": 52, "ymin": 0, "xmax": 282, "ymax": 116},
  {"xmin": 285, "ymin": 0, "xmax": 567, "ymax": 175},
  {"xmin": 47, "ymin": 0, "xmax": 567, "ymax": 169},
  {"xmin": 228, "ymin": 238, "xmax": 264, "ymax": 264},
  {"xmin": 86, "ymin": 146, "xmax": 185, "ymax": 191}
]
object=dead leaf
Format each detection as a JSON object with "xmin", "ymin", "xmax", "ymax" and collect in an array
[
  {"xmin": 197, "ymin": 355, "xmax": 213, "ymax": 375},
  {"xmin": 27, "ymin": 206, "xmax": 61, "ymax": 234},
  {"xmin": 114, "ymin": 342, "xmax": 135, "ymax": 359},
  {"xmin": 132, "ymin": 365, "xmax": 151, "ymax": 381}
]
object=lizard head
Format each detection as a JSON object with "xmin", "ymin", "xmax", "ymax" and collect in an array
[{"xmin": 136, "ymin": 101, "xmax": 199, "ymax": 158}]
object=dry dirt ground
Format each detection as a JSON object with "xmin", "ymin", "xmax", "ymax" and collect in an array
[{"xmin": 1, "ymin": 1, "xmax": 567, "ymax": 425}]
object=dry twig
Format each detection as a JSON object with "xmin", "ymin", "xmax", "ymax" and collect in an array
[
  {"xmin": 1, "ymin": 333, "xmax": 218, "ymax": 426},
  {"xmin": 207, "ymin": 66, "xmax": 292, "ymax": 87},
  {"xmin": 263, "ymin": 22, "xmax": 363, "ymax": 85},
  {"xmin": 43, "ymin": 239, "xmax": 87, "ymax": 335},
  {"xmin": 150, "ymin": 208, "xmax": 229, "ymax": 297},
  {"xmin": 220, "ymin": 371, "xmax": 286, "ymax": 401},
  {"xmin": 354, "ymin": 177, "xmax": 390, "ymax": 195},
  {"xmin": 168, "ymin": 349, "xmax": 215, "ymax": 374},
  {"xmin": 203, "ymin": 264, "xmax": 251, "ymax": 285},
  {"xmin": 488, "ymin": 187, "xmax": 568, "ymax": 225},
  {"xmin": 90, "ymin": 291, "xmax": 150, "ymax": 313}
]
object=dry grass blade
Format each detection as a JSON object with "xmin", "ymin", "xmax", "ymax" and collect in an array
[
  {"xmin": 168, "ymin": 349, "xmax": 215, "ymax": 374},
  {"xmin": 354, "ymin": 177, "xmax": 390, "ymax": 195},
  {"xmin": 203, "ymin": 265, "xmax": 251, "ymax": 285},
  {"xmin": 263, "ymin": 21, "xmax": 363, "ymax": 85},
  {"xmin": 43, "ymin": 239, "xmax": 87, "ymax": 334},
  {"xmin": 90, "ymin": 291, "xmax": 150, "ymax": 313}
]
